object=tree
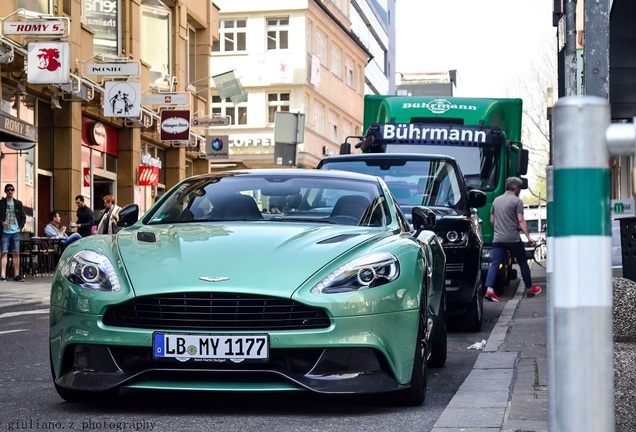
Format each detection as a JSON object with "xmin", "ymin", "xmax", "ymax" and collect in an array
[{"xmin": 507, "ymin": 43, "xmax": 557, "ymax": 206}]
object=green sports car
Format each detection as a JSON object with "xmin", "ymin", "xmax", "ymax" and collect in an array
[{"xmin": 49, "ymin": 169, "xmax": 447, "ymax": 406}]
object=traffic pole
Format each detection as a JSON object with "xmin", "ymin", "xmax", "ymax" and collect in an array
[
  {"xmin": 546, "ymin": 166, "xmax": 556, "ymax": 431},
  {"xmin": 552, "ymin": 96, "xmax": 614, "ymax": 431}
]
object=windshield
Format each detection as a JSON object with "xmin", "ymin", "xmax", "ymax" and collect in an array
[
  {"xmin": 321, "ymin": 159, "xmax": 466, "ymax": 210},
  {"xmin": 385, "ymin": 144, "xmax": 500, "ymax": 192},
  {"xmin": 146, "ymin": 172, "xmax": 392, "ymax": 227}
]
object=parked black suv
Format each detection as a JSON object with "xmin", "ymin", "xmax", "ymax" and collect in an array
[{"xmin": 318, "ymin": 153, "xmax": 487, "ymax": 331}]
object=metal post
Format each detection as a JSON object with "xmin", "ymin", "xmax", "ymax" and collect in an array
[
  {"xmin": 546, "ymin": 166, "xmax": 556, "ymax": 431},
  {"xmin": 552, "ymin": 96, "xmax": 614, "ymax": 431}
]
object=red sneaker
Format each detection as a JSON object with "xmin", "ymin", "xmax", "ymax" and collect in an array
[
  {"xmin": 526, "ymin": 286, "xmax": 542, "ymax": 297},
  {"xmin": 485, "ymin": 288, "xmax": 501, "ymax": 302}
]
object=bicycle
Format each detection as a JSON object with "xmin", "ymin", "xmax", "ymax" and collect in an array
[{"xmin": 533, "ymin": 239, "xmax": 547, "ymax": 268}]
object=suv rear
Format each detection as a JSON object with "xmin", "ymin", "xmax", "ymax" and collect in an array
[{"xmin": 318, "ymin": 153, "xmax": 486, "ymax": 331}]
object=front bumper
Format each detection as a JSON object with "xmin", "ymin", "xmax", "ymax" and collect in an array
[{"xmin": 50, "ymin": 306, "xmax": 420, "ymax": 395}]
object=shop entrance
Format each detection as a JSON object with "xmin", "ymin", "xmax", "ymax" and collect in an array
[{"xmin": 93, "ymin": 173, "xmax": 115, "ymax": 220}]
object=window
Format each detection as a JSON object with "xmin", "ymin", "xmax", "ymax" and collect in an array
[
  {"xmin": 187, "ymin": 26, "xmax": 197, "ymax": 86},
  {"xmin": 212, "ymin": 20, "xmax": 247, "ymax": 52},
  {"xmin": 18, "ymin": 0, "xmax": 50, "ymax": 14},
  {"xmin": 345, "ymin": 56, "xmax": 354, "ymax": 88},
  {"xmin": 315, "ymin": 28, "xmax": 328, "ymax": 66},
  {"xmin": 141, "ymin": 0, "xmax": 171, "ymax": 88},
  {"xmin": 343, "ymin": 119, "xmax": 352, "ymax": 141},
  {"xmin": 313, "ymin": 101, "xmax": 325, "ymax": 136},
  {"xmin": 331, "ymin": 45, "xmax": 342, "ymax": 78},
  {"xmin": 267, "ymin": 18, "xmax": 289, "ymax": 50},
  {"xmin": 268, "ymin": 93, "xmax": 290, "ymax": 123},
  {"xmin": 83, "ymin": 0, "xmax": 120, "ymax": 56},
  {"xmin": 328, "ymin": 110, "xmax": 339, "ymax": 143},
  {"xmin": 211, "ymin": 95, "xmax": 248, "ymax": 125}
]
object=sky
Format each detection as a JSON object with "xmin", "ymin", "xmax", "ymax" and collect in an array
[{"xmin": 395, "ymin": 0, "xmax": 556, "ymax": 97}]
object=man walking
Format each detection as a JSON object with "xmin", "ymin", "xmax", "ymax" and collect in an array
[
  {"xmin": 484, "ymin": 177, "xmax": 542, "ymax": 301},
  {"xmin": 0, "ymin": 184, "xmax": 26, "ymax": 282}
]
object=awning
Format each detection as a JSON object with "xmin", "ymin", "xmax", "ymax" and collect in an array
[{"xmin": 0, "ymin": 110, "xmax": 38, "ymax": 143}]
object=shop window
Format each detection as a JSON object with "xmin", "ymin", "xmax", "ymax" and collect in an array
[
  {"xmin": 267, "ymin": 18, "xmax": 289, "ymax": 50},
  {"xmin": 141, "ymin": 0, "xmax": 171, "ymax": 88},
  {"xmin": 82, "ymin": 0, "xmax": 120, "ymax": 56},
  {"xmin": 212, "ymin": 19, "xmax": 246, "ymax": 53}
]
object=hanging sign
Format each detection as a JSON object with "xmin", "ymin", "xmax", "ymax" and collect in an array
[
  {"xmin": 138, "ymin": 166, "xmax": 159, "ymax": 186},
  {"xmin": 27, "ymin": 42, "xmax": 70, "ymax": 84},
  {"xmin": 103, "ymin": 81, "xmax": 141, "ymax": 117},
  {"xmin": 3, "ymin": 19, "xmax": 66, "ymax": 35},
  {"xmin": 142, "ymin": 92, "xmax": 189, "ymax": 106},
  {"xmin": 160, "ymin": 110, "xmax": 190, "ymax": 141},
  {"xmin": 83, "ymin": 168, "xmax": 90, "ymax": 187},
  {"xmin": 87, "ymin": 62, "xmax": 141, "ymax": 77},
  {"xmin": 205, "ymin": 135, "xmax": 229, "ymax": 159}
]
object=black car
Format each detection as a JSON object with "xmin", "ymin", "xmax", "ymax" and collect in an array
[{"xmin": 318, "ymin": 153, "xmax": 487, "ymax": 331}]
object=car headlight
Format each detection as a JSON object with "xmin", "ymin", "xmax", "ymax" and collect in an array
[
  {"xmin": 63, "ymin": 250, "xmax": 122, "ymax": 292},
  {"xmin": 437, "ymin": 231, "xmax": 468, "ymax": 246},
  {"xmin": 311, "ymin": 252, "xmax": 400, "ymax": 294}
]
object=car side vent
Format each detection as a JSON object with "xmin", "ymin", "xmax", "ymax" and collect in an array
[
  {"xmin": 137, "ymin": 232, "xmax": 156, "ymax": 243},
  {"xmin": 318, "ymin": 234, "xmax": 360, "ymax": 244}
]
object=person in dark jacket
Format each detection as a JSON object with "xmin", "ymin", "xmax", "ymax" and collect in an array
[
  {"xmin": 74, "ymin": 195, "xmax": 94, "ymax": 238},
  {"xmin": 0, "ymin": 184, "xmax": 27, "ymax": 282}
]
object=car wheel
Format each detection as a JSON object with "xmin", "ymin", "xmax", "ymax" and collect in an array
[
  {"xmin": 462, "ymin": 288, "xmax": 483, "ymax": 332},
  {"xmin": 50, "ymin": 351, "xmax": 119, "ymax": 403},
  {"xmin": 394, "ymin": 305, "xmax": 428, "ymax": 406},
  {"xmin": 427, "ymin": 309, "xmax": 447, "ymax": 368}
]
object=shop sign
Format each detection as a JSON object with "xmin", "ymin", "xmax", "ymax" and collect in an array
[
  {"xmin": 141, "ymin": 153, "xmax": 162, "ymax": 169},
  {"xmin": 87, "ymin": 62, "xmax": 140, "ymax": 77},
  {"xmin": 3, "ymin": 19, "xmax": 66, "ymax": 35},
  {"xmin": 27, "ymin": 42, "xmax": 70, "ymax": 84},
  {"xmin": 88, "ymin": 122, "xmax": 107, "ymax": 146},
  {"xmin": 103, "ymin": 81, "xmax": 140, "ymax": 117},
  {"xmin": 160, "ymin": 110, "xmax": 190, "ymax": 141},
  {"xmin": 205, "ymin": 135, "xmax": 229, "ymax": 159},
  {"xmin": 0, "ymin": 111, "xmax": 38, "ymax": 143},
  {"xmin": 139, "ymin": 166, "xmax": 159, "ymax": 186},
  {"xmin": 142, "ymin": 92, "xmax": 189, "ymax": 106},
  {"xmin": 83, "ymin": 168, "xmax": 90, "ymax": 187}
]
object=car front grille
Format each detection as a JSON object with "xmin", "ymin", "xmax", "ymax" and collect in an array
[
  {"xmin": 445, "ymin": 263, "xmax": 464, "ymax": 273},
  {"xmin": 103, "ymin": 292, "xmax": 331, "ymax": 331}
]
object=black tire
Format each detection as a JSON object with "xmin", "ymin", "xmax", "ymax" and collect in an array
[
  {"xmin": 394, "ymin": 304, "xmax": 428, "ymax": 406},
  {"xmin": 462, "ymin": 288, "xmax": 483, "ymax": 332},
  {"xmin": 50, "ymin": 351, "xmax": 119, "ymax": 403},
  {"xmin": 427, "ymin": 310, "xmax": 447, "ymax": 368}
]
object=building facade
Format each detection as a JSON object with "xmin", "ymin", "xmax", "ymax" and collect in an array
[
  {"xmin": 208, "ymin": 0, "xmax": 374, "ymax": 170},
  {"xmin": 0, "ymin": 0, "xmax": 219, "ymax": 235}
]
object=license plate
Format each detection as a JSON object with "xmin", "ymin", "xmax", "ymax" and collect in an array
[{"xmin": 153, "ymin": 333, "xmax": 269, "ymax": 361}]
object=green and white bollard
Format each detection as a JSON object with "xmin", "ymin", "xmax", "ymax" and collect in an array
[{"xmin": 552, "ymin": 96, "xmax": 614, "ymax": 431}]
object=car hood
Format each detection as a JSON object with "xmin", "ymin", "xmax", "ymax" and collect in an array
[{"xmin": 117, "ymin": 223, "xmax": 382, "ymax": 297}]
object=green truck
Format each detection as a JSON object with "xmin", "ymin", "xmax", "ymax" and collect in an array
[{"xmin": 345, "ymin": 95, "xmax": 529, "ymax": 293}]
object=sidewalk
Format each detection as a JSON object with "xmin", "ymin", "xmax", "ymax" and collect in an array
[
  {"xmin": 0, "ymin": 274, "xmax": 52, "ymax": 310},
  {"xmin": 433, "ymin": 264, "xmax": 548, "ymax": 431}
]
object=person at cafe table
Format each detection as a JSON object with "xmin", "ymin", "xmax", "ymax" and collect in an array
[{"xmin": 44, "ymin": 211, "xmax": 82, "ymax": 248}]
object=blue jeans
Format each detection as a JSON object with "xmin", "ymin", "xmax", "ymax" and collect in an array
[
  {"xmin": 485, "ymin": 241, "xmax": 532, "ymax": 289},
  {"xmin": 62, "ymin": 232, "xmax": 82, "ymax": 248},
  {"xmin": 1, "ymin": 232, "xmax": 20, "ymax": 253}
]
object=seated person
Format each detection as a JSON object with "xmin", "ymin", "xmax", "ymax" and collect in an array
[{"xmin": 45, "ymin": 211, "xmax": 82, "ymax": 248}]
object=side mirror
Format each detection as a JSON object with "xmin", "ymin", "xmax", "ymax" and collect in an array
[
  {"xmin": 117, "ymin": 204, "xmax": 139, "ymax": 228},
  {"xmin": 412, "ymin": 206, "xmax": 436, "ymax": 238},
  {"xmin": 468, "ymin": 189, "xmax": 487, "ymax": 208},
  {"xmin": 517, "ymin": 148, "xmax": 529, "ymax": 175}
]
